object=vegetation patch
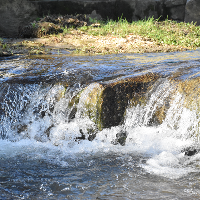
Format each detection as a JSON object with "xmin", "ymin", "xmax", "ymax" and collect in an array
[{"xmin": 1, "ymin": 15, "xmax": 200, "ymax": 56}]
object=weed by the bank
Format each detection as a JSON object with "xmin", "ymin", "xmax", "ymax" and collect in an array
[
  {"xmin": 134, "ymin": 18, "xmax": 200, "ymax": 48},
  {"xmin": 2, "ymin": 43, "xmax": 7, "ymax": 49},
  {"xmin": 77, "ymin": 17, "xmax": 200, "ymax": 49},
  {"xmin": 86, "ymin": 18, "xmax": 129, "ymax": 37},
  {"xmin": 61, "ymin": 26, "xmax": 72, "ymax": 35},
  {"xmin": 31, "ymin": 22, "xmax": 37, "ymax": 28}
]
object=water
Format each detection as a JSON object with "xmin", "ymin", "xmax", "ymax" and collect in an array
[{"xmin": 1, "ymin": 50, "xmax": 200, "ymax": 199}]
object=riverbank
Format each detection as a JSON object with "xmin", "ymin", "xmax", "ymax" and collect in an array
[{"xmin": 1, "ymin": 16, "xmax": 200, "ymax": 57}]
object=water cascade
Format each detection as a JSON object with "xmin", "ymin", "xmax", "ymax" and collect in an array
[{"xmin": 1, "ymin": 52, "xmax": 200, "ymax": 199}]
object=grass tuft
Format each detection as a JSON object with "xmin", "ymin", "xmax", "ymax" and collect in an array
[{"xmin": 76, "ymin": 17, "xmax": 200, "ymax": 49}]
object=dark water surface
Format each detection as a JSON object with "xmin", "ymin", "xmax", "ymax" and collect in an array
[{"xmin": 1, "ymin": 50, "xmax": 200, "ymax": 199}]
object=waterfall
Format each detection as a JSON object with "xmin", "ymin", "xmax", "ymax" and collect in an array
[
  {"xmin": 1, "ymin": 75, "xmax": 199, "ymax": 147},
  {"xmin": 2, "ymin": 53, "xmax": 200, "ymax": 199},
  {"xmin": 0, "ymin": 74, "xmax": 200, "ymax": 180}
]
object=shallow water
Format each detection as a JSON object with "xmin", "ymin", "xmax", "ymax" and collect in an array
[{"xmin": 1, "ymin": 50, "xmax": 200, "ymax": 199}]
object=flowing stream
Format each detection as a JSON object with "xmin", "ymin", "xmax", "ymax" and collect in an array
[{"xmin": 1, "ymin": 50, "xmax": 200, "ymax": 199}]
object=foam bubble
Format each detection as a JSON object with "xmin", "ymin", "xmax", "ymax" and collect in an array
[{"xmin": 143, "ymin": 151, "xmax": 196, "ymax": 179}]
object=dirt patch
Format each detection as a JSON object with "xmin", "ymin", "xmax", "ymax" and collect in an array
[
  {"xmin": 64, "ymin": 30, "xmax": 188, "ymax": 54},
  {"xmin": 0, "ymin": 31, "xmax": 190, "ymax": 57}
]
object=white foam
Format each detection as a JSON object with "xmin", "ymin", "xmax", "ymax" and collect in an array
[
  {"xmin": 1, "ymin": 81, "xmax": 200, "ymax": 179},
  {"xmin": 143, "ymin": 151, "xmax": 195, "ymax": 179}
]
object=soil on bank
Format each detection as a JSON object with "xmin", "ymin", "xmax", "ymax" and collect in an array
[{"xmin": 0, "ymin": 15, "xmax": 195, "ymax": 57}]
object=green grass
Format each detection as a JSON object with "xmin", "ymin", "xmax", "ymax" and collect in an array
[
  {"xmin": 77, "ymin": 17, "xmax": 200, "ymax": 48},
  {"xmin": 61, "ymin": 26, "xmax": 73, "ymax": 35},
  {"xmin": 2, "ymin": 43, "xmax": 7, "ymax": 49}
]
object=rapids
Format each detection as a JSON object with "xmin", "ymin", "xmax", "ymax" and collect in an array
[{"xmin": 1, "ymin": 50, "xmax": 200, "ymax": 199}]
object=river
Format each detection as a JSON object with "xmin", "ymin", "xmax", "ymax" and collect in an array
[{"xmin": 0, "ymin": 50, "xmax": 200, "ymax": 199}]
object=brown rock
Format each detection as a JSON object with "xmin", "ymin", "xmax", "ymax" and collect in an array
[{"xmin": 77, "ymin": 73, "xmax": 160, "ymax": 130}]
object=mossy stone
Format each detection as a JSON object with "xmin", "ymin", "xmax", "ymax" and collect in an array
[{"xmin": 78, "ymin": 73, "xmax": 160, "ymax": 129}]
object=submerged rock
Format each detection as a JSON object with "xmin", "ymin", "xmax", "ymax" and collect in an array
[
  {"xmin": 76, "ymin": 73, "xmax": 160, "ymax": 130},
  {"xmin": 112, "ymin": 130, "xmax": 128, "ymax": 146},
  {"xmin": 100, "ymin": 74, "xmax": 160, "ymax": 128},
  {"xmin": 76, "ymin": 128, "xmax": 97, "ymax": 142},
  {"xmin": 183, "ymin": 146, "xmax": 199, "ymax": 156},
  {"xmin": 185, "ymin": 149, "xmax": 198, "ymax": 156}
]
